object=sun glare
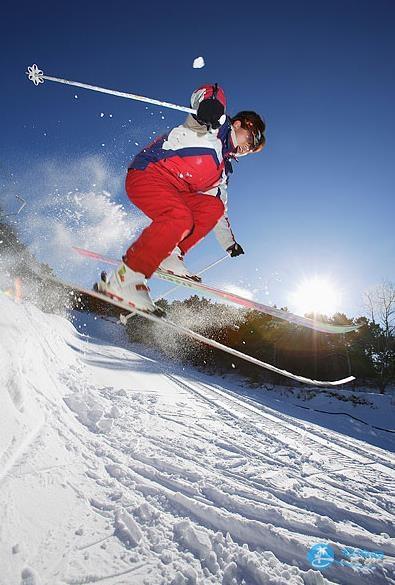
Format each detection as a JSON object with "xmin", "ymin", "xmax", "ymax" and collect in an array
[{"xmin": 289, "ymin": 277, "xmax": 341, "ymax": 317}]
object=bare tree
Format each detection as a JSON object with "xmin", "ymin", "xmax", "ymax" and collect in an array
[{"xmin": 364, "ymin": 281, "xmax": 395, "ymax": 392}]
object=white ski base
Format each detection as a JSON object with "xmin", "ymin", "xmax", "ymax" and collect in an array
[{"xmin": 69, "ymin": 282, "xmax": 355, "ymax": 388}]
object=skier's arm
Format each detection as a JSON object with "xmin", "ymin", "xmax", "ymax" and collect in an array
[
  {"xmin": 214, "ymin": 213, "xmax": 236, "ymax": 250},
  {"xmin": 213, "ymin": 182, "xmax": 244, "ymax": 256}
]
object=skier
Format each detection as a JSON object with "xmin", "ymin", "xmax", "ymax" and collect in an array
[{"xmin": 97, "ymin": 84, "xmax": 266, "ymax": 313}]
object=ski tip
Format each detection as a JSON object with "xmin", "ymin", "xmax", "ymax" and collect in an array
[
  {"xmin": 329, "ymin": 376, "xmax": 356, "ymax": 386},
  {"xmin": 317, "ymin": 323, "xmax": 361, "ymax": 335},
  {"xmin": 305, "ymin": 375, "xmax": 356, "ymax": 387}
]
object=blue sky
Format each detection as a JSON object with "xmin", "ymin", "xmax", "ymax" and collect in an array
[{"xmin": 1, "ymin": 0, "xmax": 394, "ymax": 317}]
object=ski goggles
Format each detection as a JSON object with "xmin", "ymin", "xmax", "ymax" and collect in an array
[{"xmin": 243, "ymin": 120, "xmax": 264, "ymax": 150}]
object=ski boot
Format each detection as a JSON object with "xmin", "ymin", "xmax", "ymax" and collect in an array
[
  {"xmin": 158, "ymin": 247, "xmax": 201, "ymax": 282},
  {"xmin": 95, "ymin": 263, "xmax": 164, "ymax": 316}
]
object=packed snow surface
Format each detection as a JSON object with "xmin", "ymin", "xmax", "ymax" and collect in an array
[{"xmin": 0, "ymin": 296, "xmax": 394, "ymax": 585}]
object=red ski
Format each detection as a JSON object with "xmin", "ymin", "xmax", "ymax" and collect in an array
[{"xmin": 72, "ymin": 246, "xmax": 359, "ymax": 335}]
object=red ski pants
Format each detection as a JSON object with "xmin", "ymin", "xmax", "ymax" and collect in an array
[{"xmin": 124, "ymin": 169, "xmax": 225, "ymax": 277}]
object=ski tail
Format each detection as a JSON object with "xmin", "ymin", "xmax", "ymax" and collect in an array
[{"xmin": 73, "ymin": 246, "xmax": 119, "ymax": 266}]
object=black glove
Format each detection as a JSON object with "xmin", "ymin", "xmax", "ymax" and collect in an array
[
  {"xmin": 196, "ymin": 98, "xmax": 225, "ymax": 129},
  {"xmin": 227, "ymin": 243, "xmax": 245, "ymax": 257}
]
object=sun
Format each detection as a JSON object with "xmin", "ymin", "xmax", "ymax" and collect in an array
[{"xmin": 288, "ymin": 277, "xmax": 341, "ymax": 316}]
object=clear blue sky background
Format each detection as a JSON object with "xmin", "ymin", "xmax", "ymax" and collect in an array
[{"xmin": 1, "ymin": 0, "xmax": 394, "ymax": 317}]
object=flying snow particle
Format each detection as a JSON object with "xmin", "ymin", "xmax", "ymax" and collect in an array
[
  {"xmin": 74, "ymin": 94, "xmax": 78, "ymax": 99},
  {"xmin": 193, "ymin": 56, "xmax": 205, "ymax": 69},
  {"xmin": 100, "ymin": 113, "xmax": 105, "ymax": 118}
]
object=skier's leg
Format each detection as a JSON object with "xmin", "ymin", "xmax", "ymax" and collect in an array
[
  {"xmin": 178, "ymin": 194, "xmax": 225, "ymax": 254},
  {"xmin": 156, "ymin": 193, "xmax": 225, "ymax": 280},
  {"xmin": 124, "ymin": 170, "xmax": 194, "ymax": 277}
]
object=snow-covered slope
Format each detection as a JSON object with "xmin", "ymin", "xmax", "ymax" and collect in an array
[{"xmin": 0, "ymin": 296, "xmax": 394, "ymax": 585}]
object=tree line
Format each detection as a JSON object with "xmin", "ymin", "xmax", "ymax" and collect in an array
[{"xmin": 124, "ymin": 293, "xmax": 395, "ymax": 393}]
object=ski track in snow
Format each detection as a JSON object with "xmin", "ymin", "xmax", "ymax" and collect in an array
[{"xmin": 0, "ymin": 297, "xmax": 394, "ymax": 585}]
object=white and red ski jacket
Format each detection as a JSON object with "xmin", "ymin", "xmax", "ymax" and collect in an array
[{"xmin": 128, "ymin": 84, "xmax": 239, "ymax": 251}]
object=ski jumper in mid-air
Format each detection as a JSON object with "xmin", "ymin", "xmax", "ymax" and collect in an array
[{"xmin": 97, "ymin": 84, "xmax": 266, "ymax": 314}]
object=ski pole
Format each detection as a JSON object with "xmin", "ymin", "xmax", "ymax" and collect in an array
[
  {"xmin": 119, "ymin": 254, "xmax": 229, "ymax": 325},
  {"xmin": 0, "ymin": 195, "xmax": 27, "ymax": 219},
  {"xmin": 26, "ymin": 64, "xmax": 196, "ymax": 115}
]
